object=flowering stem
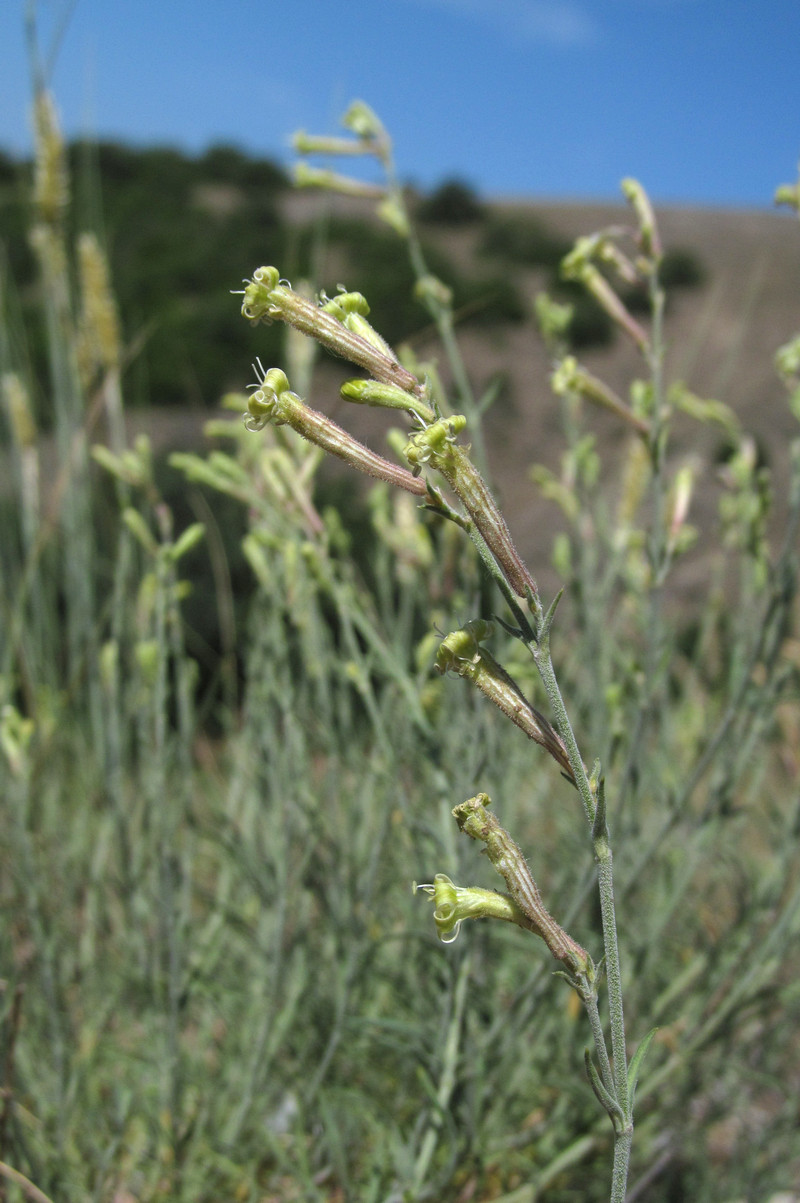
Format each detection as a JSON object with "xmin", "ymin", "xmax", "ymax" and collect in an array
[
  {"xmin": 241, "ymin": 267, "xmax": 426, "ymax": 401},
  {"xmin": 593, "ymin": 784, "xmax": 630, "ymax": 1115},
  {"xmin": 530, "ymin": 618, "xmax": 632, "ymax": 1194},
  {"xmin": 245, "ymin": 369, "xmax": 428, "ymax": 497},
  {"xmin": 238, "ymin": 199, "xmax": 636, "ymax": 1195}
]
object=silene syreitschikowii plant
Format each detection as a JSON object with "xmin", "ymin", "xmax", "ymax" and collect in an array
[
  {"xmin": 235, "ymin": 100, "xmax": 656, "ymax": 1202},
  {"xmin": 232, "ymin": 105, "xmax": 800, "ymax": 1200}
]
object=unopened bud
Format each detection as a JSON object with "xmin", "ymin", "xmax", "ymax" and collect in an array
[
  {"xmin": 340, "ymin": 378, "xmax": 434, "ymax": 422},
  {"xmin": 414, "ymin": 274, "xmax": 453, "ymax": 310},
  {"xmin": 293, "ymin": 163, "xmax": 384, "ymax": 198},
  {"xmin": 342, "ymin": 100, "xmax": 388, "ymax": 145},
  {"xmin": 621, "ymin": 178, "xmax": 662, "ymax": 261}
]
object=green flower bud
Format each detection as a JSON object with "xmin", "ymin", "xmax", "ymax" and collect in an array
[
  {"xmin": 342, "ymin": 100, "xmax": 387, "ymax": 144},
  {"xmin": 319, "ymin": 291, "xmax": 397, "ymax": 358},
  {"xmin": 293, "ymin": 163, "xmax": 384, "ymax": 198},
  {"xmin": 435, "ymin": 620, "xmax": 494, "ymax": 673},
  {"xmin": 414, "ymin": 274, "xmax": 453, "ymax": 310},
  {"xmin": 775, "ymin": 181, "xmax": 800, "ymax": 214},
  {"xmin": 621, "ymin": 178, "xmax": 662, "ymax": 261},
  {"xmin": 403, "ymin": 416, "xmax": 467, "ymax": 473},
  {"xmin": 170, "ymin": 522, "xmax": 206, "ymax": 563},
  {"xmin": 321, "ymin": 291, "xmax": 371, "ymax": 319},
  {"xmin": 340, "ymin": 378, "xmax": 435, "ymax": 423}
]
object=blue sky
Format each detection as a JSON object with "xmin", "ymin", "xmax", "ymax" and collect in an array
[{"xmin": 1, "ymin": 0, "xmax": 799, "ymax": 207}]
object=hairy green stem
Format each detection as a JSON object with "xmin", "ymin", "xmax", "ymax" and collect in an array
[
  {"xmin": 594, "ymin": 827, "xmax": 629, "ymax": 1113},
  {"xmin": 611, "ymin": 1128, "xmax": 634, "ymax": 1203},
  {"xmin": 531, "ymin": 626, "xmax": 632, "ymax": 1198}
]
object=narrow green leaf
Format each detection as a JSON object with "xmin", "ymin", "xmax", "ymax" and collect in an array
[
  {"xmin": 170, "ymin": 522, "xmax": 206, "ymax": 562},
  {"xmin": 592, "ymin": 776, "xmax": 608, "ymax": 843},
  {"xmin": 584, "ymin": 1049, "xmax": 624, "ymax": 1128},
  {"xmin": 539, "ymin": 588, "xmax": 564, "ymax": 640},
  {"xmin": 627, "ymin": 1026, "xmax": 659, "ymax": 1106}
]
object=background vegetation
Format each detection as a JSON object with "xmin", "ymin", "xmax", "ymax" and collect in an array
[
  {"xmin": 0, "ymin": 144, "xmax": 706, "ymax": 411},
  {"xmin": 0, "ymin": 99, "xmax": 799, "ymax": 1203}
]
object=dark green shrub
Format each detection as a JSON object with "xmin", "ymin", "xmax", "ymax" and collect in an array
[
  {"xmin": 621, "ymin": 246, "xmax": 708, "ymax": 314},
  {"xmin": 455, "ymin": 273, "xmax": 526, "ymax": 324},
  {"xmin": 553, "ymin": 280, "xmax": 615, "ymax": 349},
  {"xmin": 416, "ymin": 177, "xmax": 484, "ymax": 224},
  {"xmin": 660, "ymin": 246, "xmax": 706, "ymax": 288},
  {"xmin": 0, "ymin": 149, "xmax": 18, "ymax": 185},
  {"xmin": 479, "ymin": 213, "xmax": 571, "ymax": 267},
  {"xmin": 198, "ymin": 143, "xmax": 287, "ymax": 192}
]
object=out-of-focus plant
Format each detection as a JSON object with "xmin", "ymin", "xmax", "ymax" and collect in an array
[{"xmin": 223, "ymin": 101, "xmax": 800, "ymax": 1201}]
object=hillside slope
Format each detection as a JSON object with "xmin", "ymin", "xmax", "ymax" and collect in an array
[{"xmin": 273, "ymin": 193, "xmax": 800, "ymax": 596}]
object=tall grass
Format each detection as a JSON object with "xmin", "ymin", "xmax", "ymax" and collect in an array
[{"xmin": 1, "ymin": 87, "xmax": 799, "ymax": 1203}]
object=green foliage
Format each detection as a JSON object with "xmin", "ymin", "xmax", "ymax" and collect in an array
[
  {"xmin": 0, "ymin": 148, "xmax": 18, "ymax": 184},
  {"xmin": 416, "ymin": 177, "xmax": 485, "ymax": 224},
  {"xmin": 621, "ymin": 246, "xmax": 708, "ymax": 315},
  {"xmin": 555, "ymin": 279, "xmax": 615, "ymax": 348},
  {"xmin": 287, "ymin": 215, "xmax": 524, "ymax": 344},
  {"xmin": 478, "ymin": 212, "xmax": 571, "ymax": 267},
  {"xmin": 196, "ymin": 142, "xmax": 287, "ymax": 190},
  {"xmin": 660, "ymin": 245, "xmax": 706, "ymax": 289},
  {"xmin": 0, "ymin": 138, "xmax": 291, "ymax": 413}
]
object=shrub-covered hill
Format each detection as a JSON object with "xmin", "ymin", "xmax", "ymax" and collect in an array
[{"xmin": 1, "ymin": 144, "xmax": 707, "ymax": 414}]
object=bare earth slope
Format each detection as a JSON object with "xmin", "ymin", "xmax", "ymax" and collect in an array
[{"xmin": 455, "ymin": 200, "xmax": 800, "ymax": 597}]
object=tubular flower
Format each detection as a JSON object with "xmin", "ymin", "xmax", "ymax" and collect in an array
[
  {"xmin": 436, "ymin": 622, "xmax": 575, "ymax": 783},
  {"xmin": 405, "ymin": 421, "xmax": 538, "ymax": 602},
  {"xmin": 416, "ymin": 874, "xmax": 528, "ymax": 943},
  {"xmin": 241, "ymin": 268, "xmax": 425, "ymax": 401},
  {"xmin": 453, "ymin": 795, "xmax": 595, "ymax": 985},
  {"xmin": 245, "ymin": 365, "xmax": 428, "ymax": 497}
]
